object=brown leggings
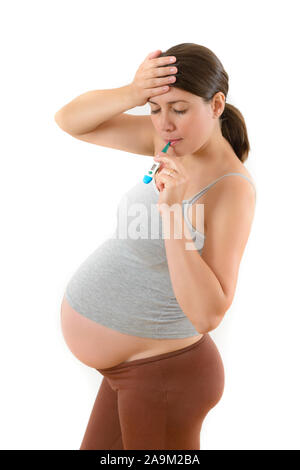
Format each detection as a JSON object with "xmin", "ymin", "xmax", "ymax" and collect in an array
[{"xmin": 79, "ymin": 333, "xmax": 225, "ymax": 450}]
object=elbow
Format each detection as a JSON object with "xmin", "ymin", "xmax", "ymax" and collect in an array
[
  {"xmin": 195, "ymin": 316, "xmax": 218, "ymax": 335},
  {"xmin": 197, "ymin": 323, "xmax": 218, "ymax": 335},
  {"xmin": 54, "ymin": 109, "xmax": 70, "ymax": 132},
  {"xmin": 208, "ymin": 291, "xmax": 233, "ymax": 332},
  {"xmin": 196, "ymin": 306, "xmax": 227, "ymax": 334},
  {"xmin": 54, "ymin": 110, "xmax": 65, "ymax": 128},
  {"xmin": 208, "ymin": 304, "xmax": 230, "ymax": 332},
  {"xmin": 208, "ymin": 315, "xmax": 223, "ymax": 333}
]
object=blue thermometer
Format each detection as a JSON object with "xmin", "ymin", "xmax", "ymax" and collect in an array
[{"xmin": 143, "ymin": 141, "xmax": 171, "ymax": 184}]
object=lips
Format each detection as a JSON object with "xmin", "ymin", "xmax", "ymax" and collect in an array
[
  {"xmin": 164, "ymin": 138, "xmax": 182, "ymax": 143},
  {"xmin": 164, "ymin": 138, "xmax": 183, "ymax": 147}
]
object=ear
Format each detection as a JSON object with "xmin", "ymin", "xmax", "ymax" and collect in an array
[{"xmin": 212, "ymin": 91, "xmax": 226, "ymax": 118}]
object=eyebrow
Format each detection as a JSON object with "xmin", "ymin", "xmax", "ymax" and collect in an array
[{"xmin": 148, "ymin": 100, "xmax": 189, "ymax": 105}]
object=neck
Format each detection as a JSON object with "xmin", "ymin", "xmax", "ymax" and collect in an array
[{"xmin": 181, "ymin": 134, "xmax": 234, "ymax": 173}]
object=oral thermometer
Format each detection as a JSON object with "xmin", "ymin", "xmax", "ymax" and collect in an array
[{"xmin": 143, "ymin": 141, "xmax": 171, "ymax": 184}]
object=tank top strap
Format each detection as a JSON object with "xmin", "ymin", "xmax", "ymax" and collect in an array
[{"xmin": 182, "ymin": 172, "xmax": 256, "ymax": 205}]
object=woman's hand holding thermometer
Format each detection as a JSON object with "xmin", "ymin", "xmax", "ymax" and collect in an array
[{"xmin": 143, "ymin": 141, "xmax": 171, "ymax": 184}]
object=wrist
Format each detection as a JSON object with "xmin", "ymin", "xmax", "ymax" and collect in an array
[{"xmin": 125, "ymin": 83, "xmax": 141, "ymax": 108}]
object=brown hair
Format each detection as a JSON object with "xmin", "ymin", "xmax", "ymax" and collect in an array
[{"xmin": 159, "ymin": 43, "xmax": 250, "ymax": 163}]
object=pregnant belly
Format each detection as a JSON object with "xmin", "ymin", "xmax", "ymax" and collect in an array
[{"xmin": 60, "ymin": 294, "xmax": 203, "ymax": 369}]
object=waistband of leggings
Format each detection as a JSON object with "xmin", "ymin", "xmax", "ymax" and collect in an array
[{"xmin": 97, "ymin": 333, "xmax": 209, "ymax": 373}]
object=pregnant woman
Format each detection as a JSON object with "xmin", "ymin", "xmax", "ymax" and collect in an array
[{"xmin": 55, "ymin": 43, "xmax": 256, "ymax": 450}]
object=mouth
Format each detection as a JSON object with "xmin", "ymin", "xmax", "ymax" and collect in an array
[{"xmin": 164, "ymin": 138, "xmax": 183, "ymax": 146}]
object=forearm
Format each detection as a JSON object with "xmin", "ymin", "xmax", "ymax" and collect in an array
[
  {"xmin": 160, "ymin": 208, "xmax": 225, "ymax": 333},
  {"xmin": 54, "ymin": 84, "xmax": 138, "ymax": 135}
]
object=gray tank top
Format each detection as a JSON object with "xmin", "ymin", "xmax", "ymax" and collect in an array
[{"xmin": 65, "ymin": 171, "xmax": 256, "ymax": 339}]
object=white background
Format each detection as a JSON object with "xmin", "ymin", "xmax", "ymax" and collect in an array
[{"xmin": 1, "ymin": 0, "xmax": 299, "ymax": 450}]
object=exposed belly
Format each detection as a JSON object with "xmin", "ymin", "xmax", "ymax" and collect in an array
[{"xmin": 60, "ymin": 294, "xmax": 203, "ymax": 369}]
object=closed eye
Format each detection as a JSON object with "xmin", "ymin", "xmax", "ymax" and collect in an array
[{"xmin": 150, "ymin": 109, "xmax": 187, "ymax": 115}]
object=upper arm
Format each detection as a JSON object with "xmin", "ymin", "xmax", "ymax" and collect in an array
[
  {"xmin": 196, "ymin": 176, "xmax": 256, "ymax": 314},
  {"xmin": 61, "ymin": 113, "xmax": 155, "ymax": 157}
]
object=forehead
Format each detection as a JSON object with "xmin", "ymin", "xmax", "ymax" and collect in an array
[{"xmin": 147, "ymin": 88, "xmax": 196, "ymax": 105}]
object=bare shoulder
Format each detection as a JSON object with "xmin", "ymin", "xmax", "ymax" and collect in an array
[
  {"xmin": 208, "ymin": 156, "xmax": 256, "ymax": 198},
  {"xmin": 211, "ymin": 162, "xmax": 255, "ymax": 203},
  {"xmin": 225, "ymin": 165, "xmax": 255, "ymax": 195},
  {"xmin": 233, "ymin": 164, "xmax": 255, "ymax": 187},
  {"xmin": 194, "ymin": 159, "xmax": 256, "ymax": 231},
  {"xmin": 205, "ymin": 163, "xmax": 256, "ymax": 227}
]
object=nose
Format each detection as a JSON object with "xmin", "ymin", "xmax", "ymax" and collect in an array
[{"xmin": 157, "ymin": 115, "xmax": 176, "ymax": 133}]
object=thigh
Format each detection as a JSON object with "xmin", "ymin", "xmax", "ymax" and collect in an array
[
  {"xmin": 118, "ymin": 387, "xmax": 168, "ymax": 450},
  {"xmin": 116, "ymin": 334, "xmax": 225, "ymax": 450},
  {"xmin": 79, "ymin": 376, "xmax": 124, "ymax": 450},
  {"xmin": 117, "ymin": 373, "xmax": 206, "ymax": 450},
  {"xmin": 162, "ymin": 334, "xmax": 225, "ymax": 449}
]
